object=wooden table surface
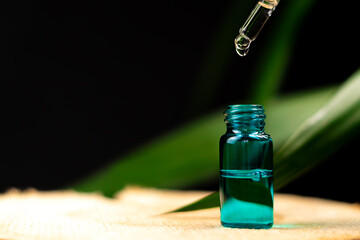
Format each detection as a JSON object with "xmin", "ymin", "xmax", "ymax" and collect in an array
[{"xmin": 0, "ymin": 187, "xmax": 359, "ymax": 240}]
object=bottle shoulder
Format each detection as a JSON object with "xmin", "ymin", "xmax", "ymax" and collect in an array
[{"xmin": 220, "ymin": 132, "xmax": 272, "ymax": 143}]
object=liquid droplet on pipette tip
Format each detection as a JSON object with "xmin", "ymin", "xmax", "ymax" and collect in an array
[
  {"xmin": 236, "ymin": 48, "xmax": 249, "ymax": 57},
  {"xmin": 234, "ymin": 34, "xmax": 251, "ymax": 57}
]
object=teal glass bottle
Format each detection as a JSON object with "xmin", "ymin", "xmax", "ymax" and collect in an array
[{"xmin": 219, "ymin": 104, "xmax": 273, "ymax": 229}]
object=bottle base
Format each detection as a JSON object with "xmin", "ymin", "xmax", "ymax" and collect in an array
[{"xmin": 221, "ymin": 221, "xmax": 273, "ymax": 229}]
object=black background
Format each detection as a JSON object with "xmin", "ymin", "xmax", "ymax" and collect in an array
[{"xmin": 1, "ymin": 0, "xmax": 359, "ymax": 201}]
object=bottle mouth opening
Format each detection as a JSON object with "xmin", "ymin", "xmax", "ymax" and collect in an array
[
  {"xmin": 228, "ymin": 104, "xmax": 261, "ymax": 107},
  {"xmin": 226, "ymin": 104, "xmax": 263, "ymax": 110},
  {"xmin": 224, "ymin": 104, "xmax": 265, "ymax": 123}
]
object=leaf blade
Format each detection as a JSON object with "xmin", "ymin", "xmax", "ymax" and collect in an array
[
  {"xmin": 72, "ymin": 85, "xmax": 336, "ymax": 197},
  {"xmin": 169, "ymin": 192, "xmax": 219, "ymax": 213},
  {"xmin": 274, "ymin": 68, "xmax": 360, "ymax": 189}
]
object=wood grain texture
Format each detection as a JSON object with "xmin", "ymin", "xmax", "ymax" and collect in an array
[{"xmin": 0, "ymin": 187, "xmax": 359, "ymax": 240}]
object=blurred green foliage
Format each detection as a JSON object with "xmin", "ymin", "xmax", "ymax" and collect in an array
[
  {"xmin": 73, "ymin": 84, "xmax": 340, "ymax": 196},
  {"xmin": 73, "ymin": 0, "xmax": 360, "ymax": 209}
]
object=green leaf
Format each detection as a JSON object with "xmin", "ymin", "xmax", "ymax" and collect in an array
[
  {"xmin": 250, "ymin": 0, "xmax": 317, "ymax": 104},
  {"xmin": 169, "ymin": 192, "xmax": 219, "ymax": 213},
  {"xmin": 266, "ymin": 85, "xmax": 337, "ymax": 150},
  {"xmin": 274, "ymin": 68, "xmax": 360, "ymax": 189},
  {"xmin": 72, "ymin": 85, "xmax": 336, "ymax": 197},
  {"xmin": 72, "ymin": 114, "xmax": 224, "ymax": 197}
]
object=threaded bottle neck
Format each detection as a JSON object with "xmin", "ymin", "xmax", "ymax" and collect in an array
[{"xmin": 224, "ymin": 104, "xmax": 266, "ymax": 133}]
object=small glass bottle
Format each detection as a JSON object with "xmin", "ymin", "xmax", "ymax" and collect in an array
[{"xmin": 219, "ymin": 104, "xmax": 273, "ymax": 229}]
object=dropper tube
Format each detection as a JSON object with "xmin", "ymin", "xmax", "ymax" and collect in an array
[{"xmin": 234, "ymin": 0, "xmax": 279, "ymax": 56}]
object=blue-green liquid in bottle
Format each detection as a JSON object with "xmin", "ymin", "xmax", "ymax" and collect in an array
[{"xmin": 220, "ymin": 105, "xmax": 273, "ymax": 229}]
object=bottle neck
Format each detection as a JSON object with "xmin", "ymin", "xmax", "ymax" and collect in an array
[
  {"xmin": 224, "ymin": 104, "xmax": 266, "ymax": 134},
  {"xmin": 226, "ymin": 122, "xmax": 265, "ymax": 134}
]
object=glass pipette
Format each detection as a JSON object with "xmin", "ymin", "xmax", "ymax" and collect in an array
[{"xmin": 234, "ymin": 0, "xmax": 279, "ymax": 56}]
